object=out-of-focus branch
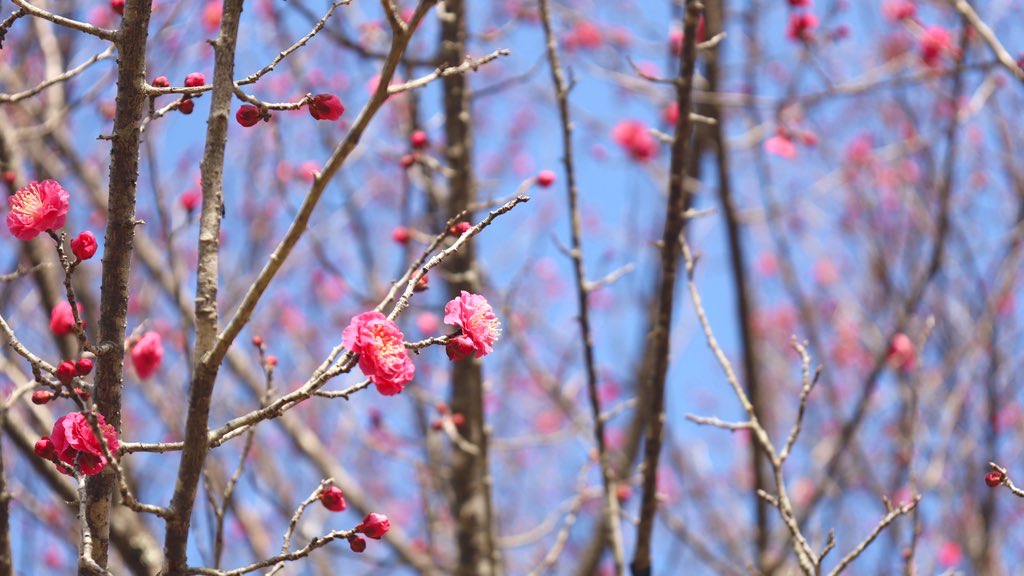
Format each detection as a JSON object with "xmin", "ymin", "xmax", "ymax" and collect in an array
[
  {"xmin": 0, "ymin": 47, "xmax": 115, "ymax": 104},
  {"xmin": 631, "ymin": 2, "xmax": 703, "ymax": 575},
  {"xmin": 536, "ymin": 0, "xmax": 625, "ymax": 571},
  {"xmin": 948, "ymin": 0, "xmax": 1024, "ymax": 83},
  {"xmin": 9, "ymin": 0, "xmax": 115, "ymax": 40}
]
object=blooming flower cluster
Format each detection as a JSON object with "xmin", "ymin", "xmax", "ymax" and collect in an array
[
  {"xmin": 443, "ymin": 291, "xmax": 502, "ymax": 361},
  {"xmin": 35, "ymin": 412, "xmax": 120, "ymax": 476},
  {"xmin": 343, "ymin": 312, "xmax": 416, "ymax": 396},
  {"xmin": 343, "ymin": 292, "xmax": 501, "ymax": 395},
  {"xmin": 6, "ymin": 180, "xmax": 69, "ymax": 240}
]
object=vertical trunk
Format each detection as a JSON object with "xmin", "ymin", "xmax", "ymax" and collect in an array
[
  {"xmin": 84, "ymin": 0, "xmax": 154, "ymax": 571},
  {"xmin": 441, "ymin": 2, "xmax": 499, "ymax": 575},
  {"xmin": 162, "ymin": 1, "xmax": 244, "ymax": 573},
  {"xmin": 0, "ymin": 432, "xmax": 11, "ymax": 576}
]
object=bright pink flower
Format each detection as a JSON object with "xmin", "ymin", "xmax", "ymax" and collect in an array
[
  {"xmin": 50, "ymin": 412, "xmax": 120, "ymax": 476},
  {"xmin": 308, "ymin": 94, "xmax": 345, "ymax": 121},
  {"xmin": 342, "ymin": 312, "xmax": 415, "ymax": 396},
  {"xmin": 443, "ymin": 291, "xmax": 501, "ymax": 359},
  {"xmin": 612, "ymin": 120, "xmax": 656, "ymax": 163},
  {"xmin": 920, "ymin": 26, "xmax": 953, "ymax": 67},
  {"xmin": 357, "ymin": 513, "xmax": 390, "ymax": 539},
  {"xmin": 786, "ymin": 12, "xmax": 818, "ymax": 42},
  {"xmin": 50, "ymin": 301, "xmax": 82, "ymax": 336},
  {"xmin": 764, "ymin": 135, "xmax": 798, "ymax": 159},
  {"xmin": 131, "ymin": 331, "xmax": 164, "ymax": 379},
  {"xmin": 71, "ymin": 231, "xmax": 98, "ymax": 260},
  {"xmin": 6, "ymin": 180, "xmax": 69, "ymax": 240}
]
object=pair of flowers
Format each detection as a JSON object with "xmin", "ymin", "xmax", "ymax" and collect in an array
[{"xmin": 343, "ymin": 291, "xmax": 501, "ymax": 396}]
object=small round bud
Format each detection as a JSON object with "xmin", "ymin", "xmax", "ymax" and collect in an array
[
  {"xmin": 251, "ymin": 335, "xmax": 264, "ymax": 347},
  {"xmin": 152, "ymin": 76, "xmax": 170, "ymax": 88},
  {"xmin": 111, "ymin": 0, "xmax": 124, "ymax": 15},
  {"xmin": 413, "ymin": 273, "xmax": 429, "ymax": 293},
  {"xmin": 536, "ymin": 170, "xmax": 556, "ymax": 187},
  {"xmin": 76, "ymin": 358, "xmax": 94, "ymax": 376},
  {"xmin": 56, "ymin": 361, "xmax": 76, "ymax": 386},
  {"xmin": 184, "ymin": 72, "xmax": 206, "ymax": 88},
  {"xmin": 236, "ymin": 105, "xmax": 262, "ymax": 128},
  {"xmin": 320, "ymin": 486, "xmax": 347, "ymax": 512},
  {"xmin": 391, "ymin": 227, "xmax": 411, "ymax": 245},
  {"xmin": 399, "ymin": 154, "xmax": 415, "ymax": 169},
  {"xmin": 450, "ymin": 413, "xmax": 465, "ymax": 428},
  {"xmin": 986, "ymin": 471, "xmax": 1005, "ymax": 487},
  {"xmin": 348, "ymin": 535, "xmax": 367, "ymax": 553},
  {"xmin": 73, "ymin": 387, "xmax": 91, "ymax": 401},
  {"xmin": 34, "ymin": 437, "xmax": 57, "ymax": 460},
  {"xmin": 31, "ymin": 390, "xmax": 55, "ymax": 405},
  {"xmin": 357, "ymin": 513, "xmax": 390, "ymax": 539},
  {"xmin": 2, "ymin": 171, "xmax": 15, "ymax": 185},
  {"xmin": 179, "ymin": 99, "xmax": 195, "ymax": 115},
  {"xmin": 448, "ymin": 221, "xmax": 471, "ymax": 237},
  {"xmin": 265, "ymin": 355, "xmax": 278, "ymax": 368},
  {"xmin": 71, "ymin": 231, "xmax": 98, "ymax": 261},
  {"xmin": 410, "ymin": 130, "xmax": 429, "ymax": 150}
]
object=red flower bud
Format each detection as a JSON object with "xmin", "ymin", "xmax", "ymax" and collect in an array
[
  {"xmin": 348, "ymin": 535, "xmax": 367, "ymax": 553},
  {"xmin": 615, "ymin": 484, "xmax": 632, "ymax": 502},
  {"xmin": 184, "ymin": 73, "xmax": 206, "ymax": 88},
  {"xmin": 391, "ymin": 226, "xmax": 411, "ymax": 245},
  {"xmin": 986, "ymin": 471, "xmax": 1005, "ymax": 487},
  {"xmin": 31, "ymin": 390, "xmax": 55, "ymax": 405},
  {"xmin": 413, "ymin": 273, "xmax": 429, "ymax": 293},
  {"xmin": 75, "ymin": 358, "xmax": 94, "ymax": 376},
  {"xmin": 265, "ymin": 355, "xmax": 278, "ymax": 367},
  {"xmin": 56, "ymin": 361, "xmax": 76, "ymax": 386},
  {"xmin": 410, "ymin": 130, "xmax": 429, "ymax": 150},
  {"xmin": 110, "ymin": 0, "xmax": 124, "ymax": 15},
  {"xmin": 152, "ymin": 76, "xmax": 170, "ymax": 88},
  {"xmin": 73, "ymin": 387, "xmax": 90, "ymax": 401},
  {"xmin": 450, "ymin": 413, "xmax": 466, "ymax": 428},
  {"xmin": 179, "ymin": 99, "xmax": 195, "ymax": 115},
  {"xmin": 251, "ymin": 335, "xmax": 264, "ymax": 347},
  {"xmin": 448, "ymin": 221, "xmax": 471, "ymax": 237},
  {"xmin": 357, "ymin": 513, "xmax": 390, "ymax": 539},
  {"xmin": 235, "ymin": 105, "xmax": 262, "ymax": 128},
  {"xmin": 71, "ymin": 231, "xmax": 98, "ymax": 261},
  {"xmin": 399, "ymin": 154, "xmax": 415, "ymax": 169},
  {"xmin": 180, "ymin": 189, "xmax": 201, "ymax": 212},
  {"xmin": 320, "ymin": 486, "xmax": 347, "ymax": 512},
  {"xmin": 34, "ymin": 436, "xmax": 57, "ymax": 460},
  {"xmin": 536, "ymin": 170, "xmax": 556, "ymax": 187},
  {"xmin": 1, "ymin": 171, "xmax": 15, "ymax": 185},
  {"xmin": 308, "ymin": 94, "xmax": 345, "ymax": 121}
]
